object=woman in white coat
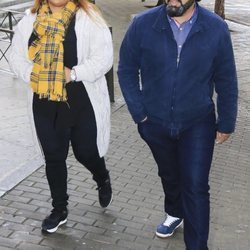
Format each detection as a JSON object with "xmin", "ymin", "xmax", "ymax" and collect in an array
[{"xmin": 9, "ymin": 0, "xmax": 113, "ymax": 233}]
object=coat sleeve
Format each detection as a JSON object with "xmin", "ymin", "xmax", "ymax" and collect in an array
[
  {"xmin": 117, "ymin": 17, "xmax": 146, "ymax": 124},
  {"xmin": 214, "ymin": 22, "xmax": 238, "ymax": 134},
  {"xmin": 9, "ymin": 16, "xmax": 33, "ymax": 83},
  {"xmin": 73, "ymin": 18, "xmax": 113, "ymax": 83}
]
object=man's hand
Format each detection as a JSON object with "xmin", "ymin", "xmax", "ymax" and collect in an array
[
  {"xmin": 64, "ymin": 67, "xmax": 71, "ymax": 83},
  {"xmin": 140, "ymin": 116, "xmax": 148, "ymax": 123},
  {"xmin": 216, "ymin": 132, "xmax": 231, "ymax": 144}
]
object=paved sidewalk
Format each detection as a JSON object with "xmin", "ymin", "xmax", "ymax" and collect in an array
[{"xmin": 0, "ymin": 0, "xmax": 249, "ymax": 249}]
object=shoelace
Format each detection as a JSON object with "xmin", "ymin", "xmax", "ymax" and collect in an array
[
  {"xmin": 96, "ymin": 179, "xmax": 110, "ymax": 191},
  {"xmin": 49, "ymin": 209, "xmax": 67, "ymax": 219},
  {"xmin": 163, "ymin": 216, "xmax": 181, "ymax": 227}
]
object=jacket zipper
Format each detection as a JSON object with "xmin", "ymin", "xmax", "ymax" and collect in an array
[
  {"xmin": 170, "ymin": 40, "xmax": 179, "ymax": 123},
  {"xmin": 170, "ymin": 29, "xmax": 198, "ymax": 123}
]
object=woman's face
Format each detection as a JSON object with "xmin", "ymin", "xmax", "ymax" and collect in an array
[{"xmin": 47, "ymin": 0, "xmax": 70, "ymax": 8}]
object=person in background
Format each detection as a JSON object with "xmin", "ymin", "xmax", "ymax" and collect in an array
[
  {"xmin": 118, "ymin": 0, "xmax": 237, "ymax": 249},
  {"xmin": 9, "ymin": 0, "xmax": 113, "ymax": 233}
]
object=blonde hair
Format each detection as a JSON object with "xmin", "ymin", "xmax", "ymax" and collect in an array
[{"xmin": 31, "ymin": 0, "xmax": 100, "ymax": 15}]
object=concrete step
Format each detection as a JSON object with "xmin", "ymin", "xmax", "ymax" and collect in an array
[
  {"xmin": 0, "ymin": 1, "xmax": 32, "ymax": 31},
  {"xmin": 0, "ymin": 1, "xmax": 33, "ymax": 14},
  {"xmin": 0, "ymin": 0, "xmax": 31, "ymax": 8}
]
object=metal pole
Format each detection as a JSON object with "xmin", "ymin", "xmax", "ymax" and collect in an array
[
  {"xmin": 92, "ymin": 1, "xmax": 114, "ymax": 102},
  {"xmin": 88, "ymin": 1, "xmax": 114, "ymax": 102},
  {"xmin": 8, "ymin": 12, "xmax": 13, "ymax": 41},
  {"xmin": 105, "ymin": 68, "xmax": 114, "ymax": 103},
  {"xmin": 105, "ymin": 26, "xmax": 114, "ymax": 103}
]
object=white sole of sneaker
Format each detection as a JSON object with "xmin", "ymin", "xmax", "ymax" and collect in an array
[
  {"xmin": 101, "ymin": 194, "xmax": 113, "ymax": 208},
  {"xmin": 155, "ymin": 220, "xmax": 183, "ymax": 238},
  {"xmin": 43, "ymin": 218, "xmax": 67, "ymax": 233}
]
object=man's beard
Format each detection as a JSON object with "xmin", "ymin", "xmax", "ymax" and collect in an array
[{"xmin": 166, "ymin": 0, "xmax": 195, "ymax": 17}]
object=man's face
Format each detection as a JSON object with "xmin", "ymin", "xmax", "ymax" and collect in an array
[
  {"xmin": 165, "ymin": 0, "xmax": 189, "ymax": 8},
  {"xmin": 165, "ymin": 0, "xmax": 195, "ymax": 17}
]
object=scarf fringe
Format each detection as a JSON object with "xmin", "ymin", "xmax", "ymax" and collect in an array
[{"xmin": 38, "ymin": 93, "xmax": 67, "ymax": 102}]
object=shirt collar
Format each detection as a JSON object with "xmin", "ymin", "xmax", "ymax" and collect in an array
[{"xmin": 167, "ymin": 3, "xmax": 198, "ymax": 27}]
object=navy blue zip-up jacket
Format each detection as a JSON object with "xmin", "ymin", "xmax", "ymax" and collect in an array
[{"xmin": 118, "ymin": 4, "xmax": 238, "ymax": 133}]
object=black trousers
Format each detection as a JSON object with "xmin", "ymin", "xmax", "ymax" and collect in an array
[{"xmin": 33, "ymin": 93, "xmax": 109, "ymax": 210}]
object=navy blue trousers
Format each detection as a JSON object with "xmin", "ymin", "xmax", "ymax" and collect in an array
[{"xmin": 138, "ymin": 112, "xmax": 216, "ymax": 250}]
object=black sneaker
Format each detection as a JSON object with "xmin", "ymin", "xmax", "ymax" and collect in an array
[
  {"xmin": 41, "ymin": 208, "xmax": 68, "ymax": 233},
  {"xmin": 96, "ymin": 178, "xmax": 112, "ymax": 208}
]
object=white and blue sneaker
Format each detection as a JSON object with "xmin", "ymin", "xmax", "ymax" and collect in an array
[{"xmin": 156, "ymin": 214, "xmax": 183, "ymax": 238}]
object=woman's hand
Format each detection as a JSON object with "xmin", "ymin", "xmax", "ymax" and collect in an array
[{"xmin": 64, "ymin": 67, "xmax": 71, "ymax": 83}]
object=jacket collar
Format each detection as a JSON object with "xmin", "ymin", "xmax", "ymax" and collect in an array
[{"xmin": 152, "ymin": 4, "xmax": 210, "ymax": 33}]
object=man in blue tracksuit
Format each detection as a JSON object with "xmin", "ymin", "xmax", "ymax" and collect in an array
[{"xmin": 118, "ymin": 0, "xmax": 238, "ymax": 249}]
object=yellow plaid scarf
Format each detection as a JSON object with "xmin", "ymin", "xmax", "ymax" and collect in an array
[{"xmin": 29, "ymin": 1, "xmax": 77, "ymax": 101}]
